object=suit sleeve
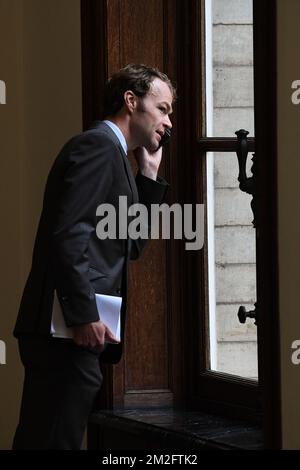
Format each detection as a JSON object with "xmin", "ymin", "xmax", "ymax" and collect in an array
[
  {"xmin": 129, "ymin": 171, "xmax": 169, "ymax": 260},
  {"xmin": 52, "ymin": 132, "xmax": 116, "ymax": 327}
]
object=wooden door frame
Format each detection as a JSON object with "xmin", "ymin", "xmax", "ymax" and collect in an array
[
  {"xmin": 253, "ymin": 0, "xmax": 281, "ymax": 449},
  {"xmin": 81, "ymin": 0, "xmax": 281, "ymax": 449}
]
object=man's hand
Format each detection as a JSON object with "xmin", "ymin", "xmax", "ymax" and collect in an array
[
  {"xmin": 133, "ymin": 146, "xmax": 163, "ymax": 181},
  {"xmin": 72, "ymin": 320, "xmax": 119, "ymax": 350}
]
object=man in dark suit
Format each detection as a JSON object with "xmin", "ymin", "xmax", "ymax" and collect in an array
[{"xmin": 12, "ymin": 64, "xmax": 175, "ymax": 449}]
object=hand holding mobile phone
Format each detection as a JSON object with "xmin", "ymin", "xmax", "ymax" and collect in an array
[{"xmin": 158, "ymin": 128, "xmax": 171, "ymax": 149}]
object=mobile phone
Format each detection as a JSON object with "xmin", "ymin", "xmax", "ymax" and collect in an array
[{"xmin": 158, "ymin": 128, "xmax": 171, "ymax": 149}]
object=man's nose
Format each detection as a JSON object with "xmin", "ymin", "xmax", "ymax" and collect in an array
[{"xmin": 164, "ymin": 115, "xmax": 172, "ymax": 129}]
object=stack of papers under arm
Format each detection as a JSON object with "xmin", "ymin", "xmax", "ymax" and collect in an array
[{"xmin": 51, "ymin": 291, "xmax": 121, "ymax": 342}]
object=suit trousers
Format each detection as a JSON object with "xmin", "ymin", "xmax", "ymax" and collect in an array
[{"xmin": 12, "ymin": 336, "xmax": 103, "ymax": 450}]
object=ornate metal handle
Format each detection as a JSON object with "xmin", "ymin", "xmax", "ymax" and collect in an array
[
  {"xmin": 235, "ymin": 129, "xmax": 257, "ymax": 228},
  {"xmin": 235, "ymin": 129, "xmax": 257, "ymax": 326},
  {"xmin": 238, "ymin": 305, "xmax": 257, "ymax": 326}
]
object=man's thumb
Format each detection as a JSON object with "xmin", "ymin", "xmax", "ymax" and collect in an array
[{"xmin": 105, "ymin": 327, "xmax": 120, "ymax": 344}]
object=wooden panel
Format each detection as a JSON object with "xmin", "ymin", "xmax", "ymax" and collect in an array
[
  {"xmin": 118, "ymin": 0, "xmax": 168, "ymax": 393},
  {"xmin": 82, "ymin": 0, "xmax": 184, "ymax": 411},
  {"xmin": 107, "ymin": 0, "xmax": 121, "ymax": 75},
  {"xmin": 105, "ymin": 0, "xmax": 171, "ymax": 402},
  {"xmin": 126, "ymin": 241, "xmax": 169, "ymax": 390},
  {"xmin": 120, "ymin": 0, "xmax": 164, "ymax": 67}
]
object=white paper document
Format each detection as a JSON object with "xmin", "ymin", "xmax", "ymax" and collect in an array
[
  {"xmin": 51, "ymin": 291, "xmax": 121, "ymax": 342},
  {"xmin": 95, "ymin": 293, "xmax": 121, "ymax": 342}
]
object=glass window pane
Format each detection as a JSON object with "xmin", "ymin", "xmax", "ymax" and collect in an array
[
  {"xmin": 205, "ymin": 0, "xmax": 254, "ymax": 137},
  {"xmin": 205, "ymin": 0, "xmax": 257, "ymax": 379},
  {"xmin": 206, "ymin": 150, "xmax": 258, "ymax": 379}
]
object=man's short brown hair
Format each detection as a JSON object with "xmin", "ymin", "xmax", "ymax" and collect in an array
[{"xmin": 102, "ymin": 64, "xmax": 176, "ymax": 117}]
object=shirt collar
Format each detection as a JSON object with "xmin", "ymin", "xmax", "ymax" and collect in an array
[{"xmin": 103, "ymin": 120, "xmax": 128, "ymax": 155}]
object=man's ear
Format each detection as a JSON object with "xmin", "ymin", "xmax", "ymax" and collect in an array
[{"xmin": 123, "ymin": 90, "xmax": 137, "ymax": 113}]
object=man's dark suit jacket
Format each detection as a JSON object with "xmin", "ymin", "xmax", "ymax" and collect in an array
[{"xmin": 13, "ymin": 121, "xmax": 168, "ymax": 363}]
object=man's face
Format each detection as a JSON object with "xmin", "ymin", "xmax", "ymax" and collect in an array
[{"xmin": 130, "ymin": 77, "xmax": 173, "ymax": 152}]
